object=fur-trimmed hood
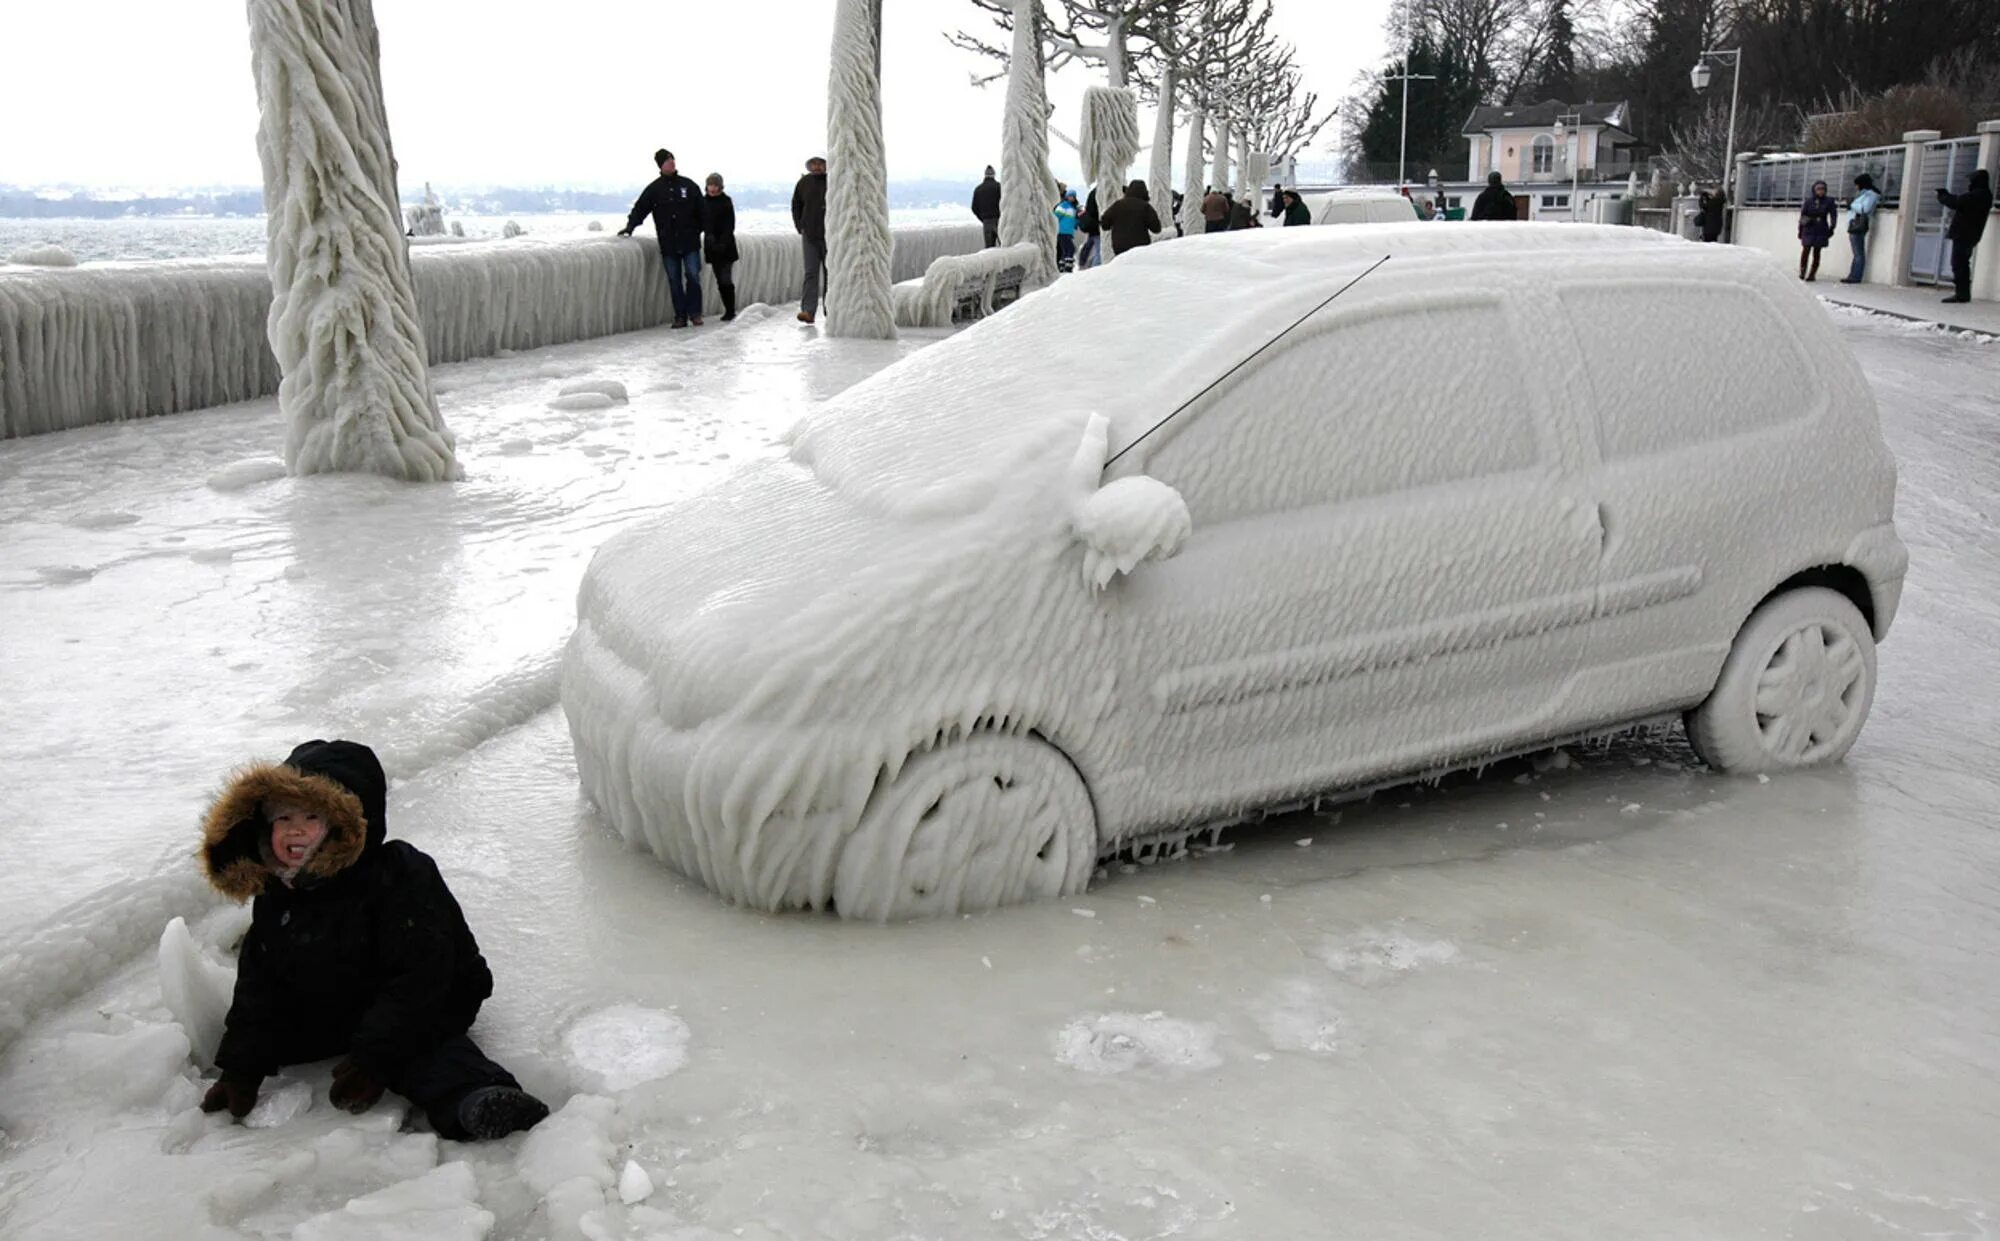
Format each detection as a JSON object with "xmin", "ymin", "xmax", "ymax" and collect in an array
[{"xmin": 200, "ymin": 740, "xmax": 389, "ymax": 902}]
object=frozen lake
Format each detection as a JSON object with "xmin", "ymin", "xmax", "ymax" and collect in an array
[
  {"xmin": 0, "ymin": 205, "xmax": 978, "ymax": 263},
  {"xmin": 0, "ymin": 302, "xmax": 1995, "ymax": 1239}
]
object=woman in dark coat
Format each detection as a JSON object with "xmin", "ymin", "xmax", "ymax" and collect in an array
[
  {"xmin": 1697, "ymin": 188, "xmax": 1726, "ymax": 242},
  {"xmin": 1797, "ymin": 179, "xmax": 1837, "ymax": 281},
  {"xmin": 703, "ymin": 173, "xmax": 741, "ymax": 321}
]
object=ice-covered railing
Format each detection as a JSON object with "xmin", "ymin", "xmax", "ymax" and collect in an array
[
  {"xmin": 892, "ymin": 241, "xmax": 1041, "ymax": 329},
  {"xmin": 0, "ymin": 224, "xmax": 983, "ymax": 439}
]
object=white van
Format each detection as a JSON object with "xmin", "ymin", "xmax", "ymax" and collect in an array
[
  {"xmin": 563, "ymin": 224, "xmax": 1906, "ymax": 919},
  {"xmin": 1310, "ymin": 191, "xmax": 1422, "ymax": 225}
]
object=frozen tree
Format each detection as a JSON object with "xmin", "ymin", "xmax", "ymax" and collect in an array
[
  {"xmin": 247, "ymin": 0, "xmax": 459, "ymax": 481},
  {"xmin": 1045, "ymin": 1, "xmax": 1179, "ymax": 240},
  {"xmin": 1080, "ymin": 85, "xmax": 1142, "ymax": 249},
  {"xmin": 825, "ymin": 0, "xmax": 897, "ymax": 339},
  {"xmin": 1180, "ymin": 101, "xmax": 1208, "ymax": 236},
  {"xmin": 404, "ymin": 182, "xmax": 444, "ymax": 237},
  {"xmin": 947, "ymin": 0, "xmax": 1061, "ymax": 286}
]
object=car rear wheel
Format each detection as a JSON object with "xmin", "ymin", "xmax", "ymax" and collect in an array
[
  {"xmin": 833, "ymin": 734, "xmax": 1097, "ymax": 921},
  {"xmin": 1686, "ymin": 586, "xmax": 1877, "ymax": 773}
]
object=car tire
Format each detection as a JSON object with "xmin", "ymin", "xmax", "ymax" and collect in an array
[
  {"xmin": 1685, "ymin": 586, "xmax": 1877, "ymax": 774},
  {"xmin": 833, "ymin": 733, "xmax": 1097, "ymax": 921}
]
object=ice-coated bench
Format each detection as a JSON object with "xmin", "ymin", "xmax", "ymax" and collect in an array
[{"xmin": 892, "ymin": 241, "xmax": 1042, "ymax": 329}]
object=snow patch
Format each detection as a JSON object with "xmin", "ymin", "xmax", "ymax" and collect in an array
[
  {"xmin": 1054, "ymin": 1011, "xmax": 1221, "ymax": 1074},
  {"xmin": 207, "ymin": 457, "xmax": 289, "ymax": 491},
  {"xmin": 562, "ymin": 1006, "xmax": 690, "ymax": 1092},
  {"xmin": 1317, "ymin": 929, "xmax": 1462, "ymax": 982},
  {"xmin": 1257, "ymin": 978, "xmax": 1342, "ymax": 1054}
]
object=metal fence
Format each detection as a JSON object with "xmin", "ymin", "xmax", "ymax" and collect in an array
[{"xmin": 1739, "ymin": 145, "xmax": 1904, "ymax": 207}]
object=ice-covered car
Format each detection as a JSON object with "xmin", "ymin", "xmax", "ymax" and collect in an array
[
  {"xmin": 562, "ymin": 224, "xmax": 1905, "ymax": 920},
  {"xmin": 1310, "ymin": 191, "xmax": 1422, "ymax": 225}
]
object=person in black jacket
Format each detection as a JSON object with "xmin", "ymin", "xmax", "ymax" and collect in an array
[
  {"xmin": 792, "ymin": 156, "xmax": 828, "ymax": 324},
  {"xmin": 620, "ymin": 148, "xmax": 707, "ymax": 327},
  {"xmin": 1077, "ymin": 187, "xmax": 1103, "ymax": 269},
  {"xmin": 1936, "ymin": 167, "xmax": 1992, "ymax": 304},
  {"xmin": 702, "ymin": 173, "xmax": 740, "ymax": 322},
  {"xmin": 1697, "ymin": 187, "xmax": 1726, "ymax": 242},
  {"xmin": 1099, "ymin": 179, "xmax": 1161, "ymax": 257},
  {"xmin": 1471, "ymin": 171, "xmax": 1517, "ymax": 221},
  {"xmin": 197, "ymin": 740, "xmax": 547, "ymax": 1140},
  {"xmin": 972, "ymin": 165, "xmax": 1002, "ymax": 248}
]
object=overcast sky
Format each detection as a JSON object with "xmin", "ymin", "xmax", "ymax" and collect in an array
[{"xmin": 0, "ymin": 0, "xmax": 1392, "ymax": 192}]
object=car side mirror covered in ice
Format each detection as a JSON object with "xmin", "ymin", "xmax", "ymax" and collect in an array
[{"xmin": 1073, "ymin": 476, "xmax": 1191, "ymax": 590}]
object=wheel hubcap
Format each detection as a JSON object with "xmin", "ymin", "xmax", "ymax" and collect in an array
[{"xmin": 1753, "ymin": 620, "xmax": 1866, "ymax": 762}]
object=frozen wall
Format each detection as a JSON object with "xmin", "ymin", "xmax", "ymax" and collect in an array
[{"xmin": 0, "ymin": 225, "xmax": 982, "ymax": 439}]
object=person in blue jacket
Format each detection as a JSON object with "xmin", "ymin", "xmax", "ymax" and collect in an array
[
  {"xmin": 1053, "ymin": 190, "xmax": 1079, "ymax": 272},
  {"xmin": 1839, "ymin": 173, "xmax": 1880, "ymax": 285}
]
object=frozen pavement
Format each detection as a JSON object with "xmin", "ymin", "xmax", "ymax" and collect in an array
[{"xmin": 1, "ymin": 306, "xmax": 1997, "ymax": 1240}]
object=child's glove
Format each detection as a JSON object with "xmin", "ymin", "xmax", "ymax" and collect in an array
[
  {"xmin": 329, "ymin": 1058, "xmax": 386, "ymax": 1114},
  {"xmin": 200, "ymin": 1074, "xmax": 261, "ymax": 1119}
]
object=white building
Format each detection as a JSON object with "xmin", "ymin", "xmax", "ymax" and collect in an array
[{"xmin": 1441, "ymin": 99, "xmax": 1642, "ymax": 221}]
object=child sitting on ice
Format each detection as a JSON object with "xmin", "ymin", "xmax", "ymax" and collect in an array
[{"xmin": 197, "ymin": 739, "xmax": 548, "ymax": 1140}]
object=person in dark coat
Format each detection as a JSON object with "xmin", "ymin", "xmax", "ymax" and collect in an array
[
  {"xmin": 1697, "ymin": 187, "xmax": 1727, "ymax": 242},
  {"xmin": 1201, "ymin": 188, "xmax": 1231, "ymax": 233},
  {"xmin": 1267, "ymin": 183, "xmax": 1285, "ymax": 218},
  {"xmin": 1077, "ymin": 187, "xmax": 1103, "ymax": 269},
  {"xmin": 1470, "ymin": 171, "xmax": 1517, "ymax": 221},
  {"xmin": 1227, "ymin": 196, "xmax": 1256, "ymax": 230},
  {"xmin": 1099, "ymin": 179, "xmax": 1162, "ymax": 257},
  {"xmin": 972, "ymin": 165, "xmax": 1002, "ymax": 248},
  {"xmin": 702, "ymin": 173, "xmax": 740, "ymax": 322},
  {"xmin": 1281, "ymin": 189, "xmax": 1312, "ymax": 226},
  {"xmin": 791, "ymin": 156, "xmax": 828, "ymax": 323},
  {"xmin": 198, "ymin": 740, "xmax": 547, "ymax": 1141},
  {"xmin": 1936, "ymin": 167, "xmax": 1992, "ymax": 304},
  {"xmin": 1797, "ymin": 179, "xmax": 1837, "ymax": 281},
  {"xmin": 619, "ymin": 148, "xmax": 706, "ymax": 328}
]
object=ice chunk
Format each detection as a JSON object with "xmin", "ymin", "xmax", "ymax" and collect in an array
[
  {"xmin": 8, "ymin": 244, "xmax": 78, "ymax": 267},
  {"xmin": 586, "ymin": 220, "xmax": 604, "ymax": 232},
  {"xmin": 156, "ymin": 916, "xmax": 236, "ymax": 1068},
  {"xmin": 563, "ymin": 1006, "xmax": 690, "ymax": 1093},
  {"xmin": 292, "ymin": 1161, "xmax": 493, "ymax": 1241},
  {"xmin": 549, "ymin": 392, "xmax": 615, "ymax": 412},
  {"xmin": 11, "ymin": 1023, "xmax": 192, "ymax": 1113},
  {"xmin": 205, "ymin": 458, "xmax": 289, "ymax": 492},
  {"xmin": 543, "ymin": 1174, "xmax": 609, "ymax": 1241},
  {"xmin": 503, "ymin": 221, "xmax": 527, "ymax": 239},
  {"xmin": 1054, "ymin": 1012, "xmax": 1221, "ymax": 1074},
  {"xmin": 557, "ymin": 379, "xmax": 629, "ymax": 402},
  {"xmin": 617, "ymin": 1160, "xmax": 654, "ymax": 1205},
  {"xmin": 245, "ymin": 1078, "xmax": 314, "ymax": 1128},
  {"xmin": 516, "ymin": 1094, "xmax": 619, "ymax": 1196}
]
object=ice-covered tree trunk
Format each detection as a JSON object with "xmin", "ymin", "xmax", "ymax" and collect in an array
[
  {"xmin": 1209, "ymin": 111, "xmax": 1231, "ymax": 195},
  {"xmin": 1180, "ymin": 109, "xmax": 1208, "ymax": 238},
  {"xmin": 1147, "ymin": 65, "xmax": 1178, "ymax": 239},
  {"xmin": 824, "ymin": 0, "xmax": 896, "ymax": 339},
  {"xmin": 248, "ymin": 0, "xmax": 459, "ymax": 481},
  {"xmin": 1081, "ymin": 85, "xmax": 1140, "ymax": 256},
  {"xmin": 1233, "ymin": 127, "xmax": 1251, "ymax": 201},
  {"xmin": 997, "ymin": 0, "xmax": 1059, "ymax": 287},
  {"xmin": 1245, "ymin": 151, "xmax": 1269, "ymax": 211}
]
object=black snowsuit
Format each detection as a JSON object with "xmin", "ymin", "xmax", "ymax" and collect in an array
[
  {"xmin": 1471, "ymin": 178, "xmax": 1518, "ymax": 221},
  {"xmin": 704, "ymin": 192, "xmax": 740, "ymax": 318},
  {"xmin": 972, "ymin": 175, "xmax": 1002, "ymax": 247},
  {"xmin": 625, "ymin": 173, "xmax": 705, "ymax": 256},
  {"xmin": 1938, "ymin": 169, "xmax": 1993, "ymax": 301},
  {"xmin": 203, "ymin": 740, "xmax": 523, "ymax": 1139}
]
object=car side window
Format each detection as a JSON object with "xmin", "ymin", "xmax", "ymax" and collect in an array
[
  {"xmin": 1144, "ymin": 301, "xmax": 1541, "ymax": 526},
  {"xmin": 1559, "ymin": 283, "xmax": 1817, "ymax": 460}
]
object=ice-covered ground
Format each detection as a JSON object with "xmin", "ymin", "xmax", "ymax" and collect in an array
[{"xmin": 1, "ymin": 303, "xmax": 1996, "ymax": 1239}]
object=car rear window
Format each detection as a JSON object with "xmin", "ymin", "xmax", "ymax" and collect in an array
[{"xmin": 1559, "ymin": 281, "xmax": 1819, "ymax": 459}]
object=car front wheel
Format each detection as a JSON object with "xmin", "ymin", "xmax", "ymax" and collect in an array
[
  {"xmin": 1686, "ymin": 586, "xmax": 1878, "ymax": 773},
  {"xmin": 833, "ymin": 733, "xmax": 1097, "ymax": 920}
]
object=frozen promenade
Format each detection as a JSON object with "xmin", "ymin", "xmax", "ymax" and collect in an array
[{"xmin": 1, "ymin": 304, "xmax": 1997, "ymax": 1239}]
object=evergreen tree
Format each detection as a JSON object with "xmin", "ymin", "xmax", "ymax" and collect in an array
[
  {"xmin": 1528, "ymin": 0, "xmax": 1577, "ymax": 102},
  {"xmin": 1354, "ymin": 35, "xmax": 1483, "ymax": 181}
]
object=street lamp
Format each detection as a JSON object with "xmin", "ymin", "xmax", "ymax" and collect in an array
[
  {"xmin": 1691, "ymin": 48, "xmax": 1744, "ymax": 213},
  {"xmin": 1386, "ymin": 58, "xmax": 1436, "ymax": 191}
]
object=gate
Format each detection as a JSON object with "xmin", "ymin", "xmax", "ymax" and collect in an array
[{"xmin": 1910, "ymin": 137, "xmax": 1981, "ymax": 285}]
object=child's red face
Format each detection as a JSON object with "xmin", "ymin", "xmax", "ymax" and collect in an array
[{"xmin": 268, "ymin": 802, "xmax": 328, "ymax": 869}]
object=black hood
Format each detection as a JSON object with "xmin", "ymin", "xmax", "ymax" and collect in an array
[{"xmin": 200, "ymin": 739, "xmax": 389, "ymax": 901}]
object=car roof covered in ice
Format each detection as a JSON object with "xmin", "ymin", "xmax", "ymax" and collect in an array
[{"xmin": 787, "ymin": 224, "xmax": 1711, "ymax": 517}]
